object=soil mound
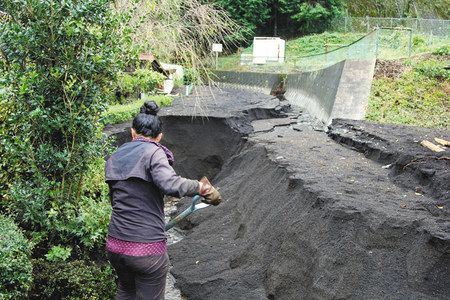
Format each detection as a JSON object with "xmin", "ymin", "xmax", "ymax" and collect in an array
[
  {"xmin": 105, "ymin": 87, "xmax": 449, "ymax": 299},
  {"xmin": 162, "ymin": 88, "xmax": 449, "ymax": 299}
]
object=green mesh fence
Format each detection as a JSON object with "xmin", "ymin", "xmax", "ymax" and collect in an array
[
  {"xmin": 216, "ymin": 22, "xmax": 449, "ymax": 73},
  {"xmin": 217, "ymin": 30, "xmax": 378, "ymax": 73}
]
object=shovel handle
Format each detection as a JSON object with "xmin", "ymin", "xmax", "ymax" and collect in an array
[
  {"xmin": 165, "ymin": 195, "xmax": 202, "ymax": 231},
  {"xmin": 190, "ymin": 195, "xmax": 201, "ymax": 211}
]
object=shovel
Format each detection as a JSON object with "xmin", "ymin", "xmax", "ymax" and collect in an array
[{"xmin": 165, "ymin": 195, "xmax": 210, "ymax": 231}]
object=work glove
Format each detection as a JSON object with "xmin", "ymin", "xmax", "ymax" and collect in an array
[{"xmin": 199, "ymin": 176, "xmax": 222, "ymax": 206}]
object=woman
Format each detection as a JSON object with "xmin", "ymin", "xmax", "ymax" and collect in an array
[{"xmin": 105, "ymin": 101, "xmax": 221, "ymax": 300}]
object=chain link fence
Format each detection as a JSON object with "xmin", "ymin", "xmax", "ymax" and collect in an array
[
  {"xmin": 331, "ymin": 16, "xmax": 450, "ymax": 36},
  {"xmin": 217, "ymin": 30, "xmax": 378, "ymax": 73},
  {"xmin": 216, "ymin": 26, "xmax": 448, "ymax": 72}
]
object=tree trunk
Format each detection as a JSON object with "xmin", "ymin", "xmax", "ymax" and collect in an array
[{"xmin": 273, "ymin": 0, "xmax": 278, "ymax": 36}]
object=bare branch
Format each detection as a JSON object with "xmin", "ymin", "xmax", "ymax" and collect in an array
[{"xmin": 115, "ymin": 0, "xmax": 244, "ymax": 70}]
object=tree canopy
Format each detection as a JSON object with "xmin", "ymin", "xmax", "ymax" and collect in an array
[{"xmin": 213, "ymin": 0, "xmax": 346, "ymax": 37}]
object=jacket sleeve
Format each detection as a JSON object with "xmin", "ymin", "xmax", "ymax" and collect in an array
[{"xmin": 149, "ymin": 148, "xmax": 199, "ymax": 198}]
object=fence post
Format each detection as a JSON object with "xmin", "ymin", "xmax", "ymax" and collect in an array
[
  {"xmin": 344, "ymin": 16, "xmax": 348, "ymax": 32},
  {"xmin": 408, "ymin": 29, "xmax": 412, "ymax": 57},
  {"xmin": 366, "ymin": 16, "xmax": 370, "ymax": 32},
  {"xmin": 375, "ymin": 27, "xmax": 379, "ymax": 58}
]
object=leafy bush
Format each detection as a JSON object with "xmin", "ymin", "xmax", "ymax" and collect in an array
[
  {"xmin": 134, "ymin": 68, "xmax": 166, "ymax": 94},
  {"xmin": 433, "ymin": 45, "xmax": 450, "ymax": 56},
  {"xmin": 0, "ymin": 0, "xmax": 130, "ymax": 243},
  {"xmin": 413, "ymin": 59, "xmax": 450, "ymax": 80},
  {"xmin": 116, "ymin": 72, "xmax": 139, "ymax": 100},
  {"xmin": 18, "ymin": 157, "xmax": 112, "ymax": 252},
  {"xmin": 30, "ymin": 259, "xmax": 116, "ymax": 300},
  {"xmin": 115, "ymin": 70, "xmax": 166, "ymax": 103},
  {"xmin": 412, "ymin": 35, "xmax": 426, "ymax": 47},
  {"xmin": 101, "ymin": 96, "xmax": 173, "ymax": 126},
  {"xmin": 183, "ymin": 68, "xmax": 195, "ymax": 85},
  {"xmin": 0, "ymin": 215, "xmax": 33, "ymax": 300},
  {"xmin": 0, "ymin": 86, "xmax": 16, "ymax": 203},
  {"xmin": 45, "ymin": 245, "xmax": 72, "ymax": 262}
]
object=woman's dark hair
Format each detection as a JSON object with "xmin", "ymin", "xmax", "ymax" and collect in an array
[{"xmin": 132, "ymin": 101, "xmax": 162, "ymax": 138}]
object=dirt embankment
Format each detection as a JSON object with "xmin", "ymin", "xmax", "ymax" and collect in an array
[
  {"xmin": 329, "ymin": 119, "xmax": 449, "ymax": 217},
  {"xmin": 106, "ymin": 87, "xmax": 450, "ymax": 299}
]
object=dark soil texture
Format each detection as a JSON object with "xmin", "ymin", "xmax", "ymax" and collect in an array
[
  {"xmin": 106, "ymin": 87, "xmax": 450, "ymax": 299},
  {"xmin": 329, "ymin": 119, "xmax": 450, "ymax": 217}
]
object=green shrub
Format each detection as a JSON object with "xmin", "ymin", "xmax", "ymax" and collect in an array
[
  {"xmin": 101, "ymin": 95, "xmax": 173, "ymax": 126},
  {"xmin": 134, "ymin": 68, "xmax": 166, "ymax": 94},
  {"xmin": 30, "ymin": 259, "xmax": 116, "ymax": 300},
  {"xmin": 45, "ymin": 245, "xmax": 72, "ymax": 262},
  {"xmin": 116, "ymin": 72, "xmax": 139, "ymax": 100},
  {"xmin": 5, "ymin": 158, "xmax": 112, "ymax": 252},
  {"xmin": 0, "ymin": 86, "xmax": 15, "ymax": 203},
  {"xmin": 67, "ymin": 158, "xmax": 112, "ymax": 249},
  {"xmin": 0, "ymin": 215, "xmax": 33, "ymax": 300},
  {"xmin": 183, "ymin": 68, "xmax": 195, "ymax": 85},
  {"xmin": 412, "ymin": 35, "xmax": 426, "ymax": 47},
  {"xmin": 433, "ymin": 45, "xmax": 450, "ymax": 56},
  {"xmin": 413, "ymin": 59, "xmax": 450, "ymax": 80},
  {"xmin": 114, "ymin": 69, "xmax": 166, "ymax": 103},
  {"xmin": 0, "ymin": 0, "xmax": 131, "ymax": 245}
]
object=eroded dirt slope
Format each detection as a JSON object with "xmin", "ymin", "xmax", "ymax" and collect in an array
[{"xmin": 161, "ymin": 88, "xmax": 449, "ymax": 300}]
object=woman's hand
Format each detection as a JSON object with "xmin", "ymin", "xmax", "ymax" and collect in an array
[{"xmin": 198, "ymin": 177, "xmax": 222, "ymax": 206}]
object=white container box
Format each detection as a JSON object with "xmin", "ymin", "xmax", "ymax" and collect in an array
[{"xmin": 252, "ymin": 37, "xmax": 285, "ymax": 64}]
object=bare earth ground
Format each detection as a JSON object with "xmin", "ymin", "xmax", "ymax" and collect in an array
[{"xmin": 106, "ymin": 87, "xmax": 449, "ymax": 299}]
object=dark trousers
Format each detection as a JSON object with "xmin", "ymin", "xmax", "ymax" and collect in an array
[{"xmin": 108, "ymin": 251, "xmax": 169, "ymax": 300}]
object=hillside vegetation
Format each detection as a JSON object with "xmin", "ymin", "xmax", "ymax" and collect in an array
[
  {"xmin": 347, "ymin": 0, "xmax": 450, "ymax": 19},
  {"xmin": 367, "ymin": 48, "xmax": 450, "ymax": 129}
]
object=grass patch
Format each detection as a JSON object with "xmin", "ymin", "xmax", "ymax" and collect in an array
[
  {"xmin": 367, "ymin": 55, "xmax": 449, "ymax": 129},
  {"xmin": 101, "ymin": 95, "xmax": 173, "ymax": 126},
  {"xmin": 285, "ymin": 32, "xmax": 366, "ymax": 57}
]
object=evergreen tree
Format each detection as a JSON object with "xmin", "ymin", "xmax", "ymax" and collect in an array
[{"xmin": 213, "ymin": 0, "xmax": 345, "ymax": 37}]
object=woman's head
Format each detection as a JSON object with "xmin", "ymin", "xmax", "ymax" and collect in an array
[{"xmin": 132, "ymin": 101, "xmax": 162, "ymax": 140}]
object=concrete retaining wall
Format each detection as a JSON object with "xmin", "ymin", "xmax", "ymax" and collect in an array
[
  {"xmin": 213, "ymin": 60, "xmax": 376, "ymax": 125},
  {"xmin": 285, "ymin": 61, "xmax": 345, "ymax": 124},
  {"xmin": 331, "ymin": 59, "xmax": 376, "ymax": 121},
  {"xmin": 213, "ymin": 71, "xmax": 282, "ymax": 95}
]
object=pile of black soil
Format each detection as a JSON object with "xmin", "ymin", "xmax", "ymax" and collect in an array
[
  {"xmin": 104, "ymin": 87, "xmax": 449, "ymax": 299},
  {"xmin": 161, "ymin": 88, "xmax": 449, "ymax": 300}
]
